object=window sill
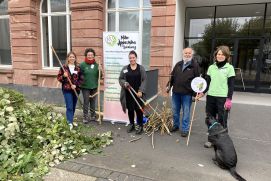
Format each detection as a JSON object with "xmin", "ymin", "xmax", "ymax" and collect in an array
[
  {"xmin": 31, "ymin": 69, "xmax": 58, "ymax": 77},
  {"xmin": 0, "ymin": 68, "xmax": 13, "ymax": 74},
  {"xmin": 0, "ymin": 68, "xmax": 14, "ymax": 84}
]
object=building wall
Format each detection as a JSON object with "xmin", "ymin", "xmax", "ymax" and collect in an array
[
  {"xmin": 150, "ymin": 0, "xmax": 176, "ymax": 93},
  {"xmin": 0, "ymin": 0, "xmax": 176, "ymax": 95}
]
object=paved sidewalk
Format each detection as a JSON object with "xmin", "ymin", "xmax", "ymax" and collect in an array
[{"xmin": 46, "ymin": 92, "xmax": 271, "ymax": 181}]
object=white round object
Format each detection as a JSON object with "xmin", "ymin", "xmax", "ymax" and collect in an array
[{"xmin": 191, "ymin": 77, "xmax": 207, "ymax": 93}]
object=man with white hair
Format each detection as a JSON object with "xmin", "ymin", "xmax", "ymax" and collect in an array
[{"xmin": 166, "ymin": 47, "xmax": 200, "ymax": 137}]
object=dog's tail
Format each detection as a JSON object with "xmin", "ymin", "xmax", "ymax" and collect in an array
[{"xmin": 229, "ymin": 167, "xmax": 246, "ymax": 181}]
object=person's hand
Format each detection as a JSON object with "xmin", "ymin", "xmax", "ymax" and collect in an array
[
  {"xmin": 63, "ymin": 72, "xmax": 68, "ymax": 77},
  {"xmin": 71, "ymin": 84, "xmax": 76, "ymax": 89},
  {"xmin": 137, "ymin": 91, "xmax": 142, "ymax": 98},
  {"xmin": 196, "ymin": 92, "xmax": 205, "ymax": 100},
  {"xmin": 166, "ymin": 86, "xmax": 171, "ymax": 93},
  {"xmin": 224, "ymin": 98, "xmax": 232, "ymax": 110},
  {"xmin": 98, "ymin": 64, "xmax": 103, "ymax": 71},
  {"xmin": 124, "ymin": 82, "xmax": 130, "ymax": 89}
]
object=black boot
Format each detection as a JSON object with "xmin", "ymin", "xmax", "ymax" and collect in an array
[
  {"xmin": 135, "ymin": 126, "xmax": 143, "ymax": 135},
  {"xmin": 127, "ymin": 124, "xmax": 135, "ymax": 133}
]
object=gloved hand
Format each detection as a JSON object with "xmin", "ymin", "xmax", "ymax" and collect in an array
[
  {"xmin": 124, "ymin": 82, "xmax": 130, "ymax": 89},
  {"xmin": 224, "ymin": 98, "xmax": 232, "ymax": 110},
  {"xmin": 195, "ymin": 92, "xmax": 205, "ymax": 101}
]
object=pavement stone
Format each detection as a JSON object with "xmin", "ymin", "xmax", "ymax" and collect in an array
[
  {"xmin": 77, "ymin": 165, "xmax": 98, "ymax": 176},
  {"xmin": 96, "ymin": 178, "xmax": 110, "ymax": 181},
  {"xmin": 56, "ymin": 161, "xmax": 84, "ymax": 172},
  {"xmin": 92, "ymin": 167, "xmax": 113, "ymax": 178},
  {"xmin": 107, "ymin": 171, "xmax": 122, "ymax": 180},
  {"xmin": 117, "ymin": 173, "xmax": 131, "ymax": 181}
]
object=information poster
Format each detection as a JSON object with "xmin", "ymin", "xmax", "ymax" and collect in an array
[{"xmin": 103, "ymin": 32, "xmax": 140, "ymax": 123}]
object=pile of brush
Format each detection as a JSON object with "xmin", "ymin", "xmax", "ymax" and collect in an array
[{"xmin": 143, "ymin": 101, "xmax": 174, "ymax": 136}]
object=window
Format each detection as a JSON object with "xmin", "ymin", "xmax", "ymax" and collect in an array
[
  {"xmin": 0, "ymin": 0, "xmax": 11, "ymax": 66},
  {"xmin": 40, "ymin": 0, "xmax": 71, "ymax": 68},
  {"xmin": 107, "ymin": 0, "xmax": 152, "ymax": 69},
  {"xmin": 215, "ymin": 4, "xmax": 265, "ymax": 37},
  {"xmin": 185, "ymin": 7, "xmax": 215, "ymax": 74},
  {"xmin": 185, "ymin": 7, "xmax": 215, "ymax": 38}
]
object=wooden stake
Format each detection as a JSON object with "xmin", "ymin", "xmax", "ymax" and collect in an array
[
  {"xmin": 151, "ymin": 131, "xmax": 155, "ymax": 149},
  {"xmin": 97, "ymin": 58, "xmax": 102, "ymax": 124},
  {"xmin": 129, "ymin": 137, "xmax": 142, "ymax": 143},
  {"xmin": 186, "ymin": 93, "xmax": 198, "ymax": 146}
]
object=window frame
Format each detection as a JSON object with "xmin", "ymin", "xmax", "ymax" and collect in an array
[
  {"xmin": 0, "ymin": 3, "xmax": 12, "ymax": 68},
  {"xmin": 40, "ymin": 0, "xmax": 71, "ymax": 69},
  {"xmin": 106, "ymin": 0, "xmax": 152, "ymax": 67}
]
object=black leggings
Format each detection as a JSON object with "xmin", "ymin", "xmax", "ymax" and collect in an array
[
  {"xmin": 206, "ymin": 95, "xmax": 228, "ymax": 128},
  {"xmin": 128, "ymin": 107, "xmax": 143, "ymax": 126}
]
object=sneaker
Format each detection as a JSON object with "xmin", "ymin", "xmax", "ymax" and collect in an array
[
  {"xmin": 69, "ymin": 123, "xmax": 73, "ymax": 130},
  {"xmin": 83, "ymin": 119, "xmax": 89, "ymax": 124},
  {"xmin": 181, "ymin": 131, "xmax": 188, "ymax": 137},
  {"xmin": 204, "ymin": 141, "xmax": 213, "ymax": 148},
  {"xmin": 135, "ymin": 126, "xmax": 143, "ymax": 135},
  {"xmin": 127, "ymin": 124, "xmax": 135, "ymax": 133},
  {"xmin": 170, "ymin": 126, "xmax": 179, "ymax": 132},
  {"xmin": 73, "ymin": 122, "xmax": 78, "ymax": 127}
]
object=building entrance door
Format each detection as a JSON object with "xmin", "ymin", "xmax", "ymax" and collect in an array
[
  {"xmin": 259, "ymin": 38, "xmax": 271, "ymax": 92},
  {"xmin": 215, "ymin": 38, "xmax": 264, "ymax": 92},
  {"xmin": 234, "ymin": 39, "xmax": 262, "ymax": 91}
]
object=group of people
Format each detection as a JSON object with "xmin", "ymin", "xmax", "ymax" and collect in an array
[
  {"xmin": 57, "ymin": 45, "xmax": 235, "ymax": 146},
  {"xmin": 57, "ymin": 48, "xmax": 146, "ymax": 134},
  {"xmin": 57, "ymin": 48, "xmax": 102, "ymax": 130},
  {"xmin": 167, "ymin": 46, "xmax": 235, "ymax": 147}
]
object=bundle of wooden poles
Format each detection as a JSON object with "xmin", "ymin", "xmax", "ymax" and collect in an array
[{"xmin": 143, "ymin": 101, "xmax": 174, "ymax": 136}]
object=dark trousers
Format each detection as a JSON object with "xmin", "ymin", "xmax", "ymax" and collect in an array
[
  {"xmin": 82, "ymin": 88, "xmax": 97, "ymax": 120},
  {"xmin": 63, "ymin": 90, "xmax": 78, "ymax": 124},
  {"xmin": 206, "ymin": 95, "xmax": 228, "ymax": 128},
  {"xmin": 128, "ymin": 107, "xmax": 143, "ymax": 126}
]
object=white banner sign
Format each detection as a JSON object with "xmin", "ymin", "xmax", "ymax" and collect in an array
[{"xmin": 103, "ymin": 32, "xmax": 140, "ymax": 123}]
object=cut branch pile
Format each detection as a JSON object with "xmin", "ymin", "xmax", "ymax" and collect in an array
[{"xmin": 143, "ymin": 101, "xmax": 174, "ymax": 136}]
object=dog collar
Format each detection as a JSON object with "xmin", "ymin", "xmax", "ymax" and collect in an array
[
  {"xmin": 208, "ymin": 128, "xmax": 228, "ymax": 136},
  {"xmin": 208, "ymin": 122, "xmax": 218, "ymax": 130}
]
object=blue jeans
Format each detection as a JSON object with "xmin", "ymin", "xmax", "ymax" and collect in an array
[
  {"xmin": 172, "ymin": 92, "xmax": 192, "ymax": 132},
  {"xmin": 63, "ymin": 90, "xmax": 78, "ymax": 124}
]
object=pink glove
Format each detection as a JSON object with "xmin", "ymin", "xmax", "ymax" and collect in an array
[{"xmin": 224, "ymin": 98, "xmax": 232, "ymax": 110}]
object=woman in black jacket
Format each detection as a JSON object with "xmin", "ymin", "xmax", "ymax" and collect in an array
[{"xmin": 119, "ymin": 50, "xmax": 147, "ymax": 135}]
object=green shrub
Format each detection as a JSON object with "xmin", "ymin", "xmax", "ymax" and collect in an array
[{"xmin": 0, "ymin": 88, "xmax": 112, "ymax": 180}]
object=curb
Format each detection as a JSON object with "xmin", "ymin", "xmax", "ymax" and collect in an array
[{"xmin": 56, "ymin": 160, "xmax": 155, "ymax": 181}]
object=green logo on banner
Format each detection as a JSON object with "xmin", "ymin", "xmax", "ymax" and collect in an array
[{"xmin": 105, "ymin": 35, "xmax": 117, "ymax": 47}]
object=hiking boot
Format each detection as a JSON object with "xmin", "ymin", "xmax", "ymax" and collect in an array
[
  {"xmin": 135, "ymin": 126, "xmax": 143, "ymax": 135},
  {"xmin": 73, "ymin": 122, "xmax": 78, "ymax": 127},
  {"xmin": 181, "ymin": 131, "xmax": 188, "ymax": 137},
  {"xmin": 170, "ymin": 126, "xmax": 179, "ymax": 132},
  {"xmin": 204, "ymin": 141, "xmax": 213, "ymax": 148},
  {"xmin": 127, "ymin": 124, "xmax": 135, "ymax": 133}
]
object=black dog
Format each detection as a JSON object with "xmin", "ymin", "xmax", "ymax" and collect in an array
[{"xmin": 206, "ymin": 116, "xmax": 246, "ymax": 181}]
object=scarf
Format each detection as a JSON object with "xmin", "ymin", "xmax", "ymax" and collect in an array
[
  {"xmin": 215, "ymin": 60, "xmax": 227, "ymax": 68},
  {"xmin": 85, "ymin": 57, "xmax": 95, "ymax": 64}
]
